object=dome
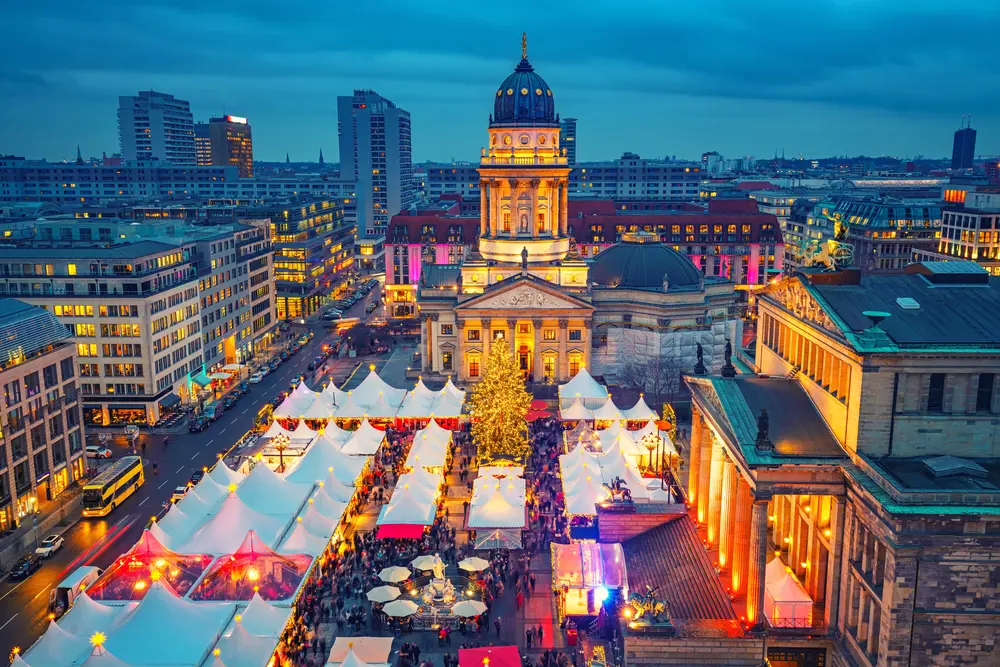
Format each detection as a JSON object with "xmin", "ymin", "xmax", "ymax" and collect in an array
[
  {"xmin": 491, "ymin": 38, "xmax": 556, "ymax": 128},
  {"xmin": 589, "ymin": 231, "xmax": 704, "ymax": 291}
]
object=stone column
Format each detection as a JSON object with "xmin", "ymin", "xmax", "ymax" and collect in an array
[
  {"xmin": 490, "ymin": 181, "xmax": 500, "ymax": 238},
  {"xmin": 425, "ymin": 314, "xmax": 436, "ymax": 371},
  {"xmin": 746, "ymin": 497, "xmax": 770, "ymax": 628},
  {"xmin": 824, "ymin": 496, "xmax": 846, "ymax": 630},
  {"xmin": 696, "ymin": 425, "xmax": 713, "ymax": 525},
  {"xmin": 482, "ymin": 318, "xmax": 492, "ymax": 360},
  {"xmin": 509, "ymin": 179, "xmax": 520, "ymax": 239},
  {"xmin": 532, "ymin": 319, "xmax": 544, "ymax": 382},
  {"xmin": 530, "ymin": 179, "xmax": 540, "ymax": 239},
  {"xmin": 730, "ymin": 477, "xmax": 752, "ymax": 595},
  {"xmin": 479, "ymin": 181, "xmax": 488, "ymax": 237},
  {"xmin": 559, "ymin": 181, "xmax": 569, "ymax": 237},
  {"xmin": 718, "ymin": 458, "xmax": 738, "ymax": 570},
  {"xmin": 506, "ymin": 319, "xmax": 517, "ymax": 354},
  {"xmin": 706, "ymin": 442, "xmax": 725, "ymax": 545},
  {"xmin": 688, "ymin": 411, "xmax": 704, "ymax": 506},
  {"xmin": 558, "ymin": 319, "xmax": 568, "ymax": 381},
  {"xmin": 456, "ymin": 320, "xmax": 466, "ymax": 381}
]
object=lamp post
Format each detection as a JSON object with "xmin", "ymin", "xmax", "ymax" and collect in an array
[
  {"xmin": 274, "ymin": 433, "xmax": 289, "ymax": 473},
  {"xmin": 640, "ymin": 432, "xmax": 658, "ymax": 476}
]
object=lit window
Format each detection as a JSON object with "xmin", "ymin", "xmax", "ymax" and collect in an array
[{"xmin": 67, "ymin": 263, "xmax": 77, "ymax": 276}]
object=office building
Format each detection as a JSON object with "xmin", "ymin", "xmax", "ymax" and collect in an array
[
  {"xmin": 236, "ymin": 199, "xmax": 355, "ymax": 320},
  {"xmin": 0, "ymin": 299, "xmax": 86, "ymax": 531},
  {"xmin": 194, "ymin": 122, "xmax": 212, "ymax": 166},
  {"xmin": 917, "ymin": 188, "xmax": 1000, "ymax": 274},
  {"xmin": 117, "ymin": 91, "xmax": 195, "ymax": 165},
  {"xmin": 337, "ymin": 90, "xmax": 413, "ymax": 236},
  {"xmin": 827, "ymin": 198, "xmax": 941, "ymax": 272},
  {"xmin": 560, "ymin": 117, "xmax": 577, "ymax": 165},
  {"xmin": 208, "ymin": 115, "xmax": 254, "ymax": 177},
  {"xmin": 570, "ymin": 152, "xmax": 702, "ymax": 199},
  {"xmin": 951, "ymin": 118, "xmax": 977, "ymax": 171}
]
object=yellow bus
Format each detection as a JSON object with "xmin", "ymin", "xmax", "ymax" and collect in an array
[{"xmin": 82, "ymin": 456, "xmax": 144, "ymax": 517}]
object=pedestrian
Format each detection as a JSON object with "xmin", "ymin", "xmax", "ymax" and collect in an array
[
  {"xmin": 526, "ymin": 627, "xmax": 534, "ymax": 648},
  {"xmin": 537, "ymin": 624, "xmax": 544, "ymax": 645},
  {"xmin": 494, "ymin": 617, "xmax": 501, "ymax": 636}
]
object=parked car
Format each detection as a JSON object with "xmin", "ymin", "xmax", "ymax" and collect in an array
[
  {"xmin": 204, "ymin": 405, "xmax": 223, "ymax": 421},
  {"xmin": 222, "ymin": 396, "xmax": 238, "ymax": 410},
  {"xmin": 86, "ymin": 445, "xmax": 113, "ymax": 459},
  {"xmin": 171, "ymin": 486, "xmax": 190, "ymax": 503},
  {"xmin": 249, "ymin": 372, "xmax": 264, "ymax": 384},
  {"xmin": 10, "ymin": 554, "xmax": 42, "ymax": 580},
  {"xmin": 35, "ymin": 534, "xmax": 65, "ymax": 558},
  {"xmin": 290, "ymin": 377, "xmax": 302, "ymax": 389},
  {"xmin": 188, "ymin": 417, "xmax": 210, "ymax": 433},
  {"xmin": 189, "ymin": 470, "xmax": 205, "ymax": 485}
]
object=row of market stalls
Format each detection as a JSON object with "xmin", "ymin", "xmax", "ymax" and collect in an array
[
  {"xmin": 466, "ymin": 467, "xmax": 527, "ymax": 550},
  {"xmin": 273, "ymin": 369, "xmax": 465, "ymax": 424},
  {"xmin": 20, "ymin": 382, "xmax": 389, "ymax": 667},
  {"xmin": 558, "ymin": 368, "xmax": 660, "ymax": 424}
]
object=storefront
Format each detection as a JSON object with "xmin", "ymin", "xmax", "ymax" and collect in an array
[
  {"xmin": 109, "ymin": 405, "xmax": 147, "ymax": 425},
  {"xmin": 83, "ymin": 404, "xmax": 105, "ymax": 426}
]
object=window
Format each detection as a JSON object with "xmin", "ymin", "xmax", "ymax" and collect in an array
[
  {"xmin": 60, "ymin": 357, "xmax": 74, "ymax": 381},
  {"xmin": 543, "ymin": 356, "xmax": 555, "ymax": 378},
  {"xmin": 467, "ymin": 329, "xmax": 480, "ymax": 342},
  {"xmin": 517, "ymin": 323, "xmax": 531, "ymax": 334},
  {"xmin": 977, "ymin": 373, "xmax": 995, "ymax": 412},
  {"xmin": 569, "ymin": 330, "xmax": 582, "ymax": 342},
  {"xmin": 569, "ymin": 355, "xmax": 581, "ymax": 377},
  {"xmin": 43, "ymin": 364, "xmax": 59, "ymax": 389},
  {"xmin": 927, "ymin": 373, "xmax": 945, "ymax": 412},
  {"xmin": 442, "ymin": 352, "xmax": 453, "ymax": 371},
  {"xmin": 543, "ymin": 329, "xmax": 556, "ymax": 341},
  {"xmin": 440, "ymin": 324, "xmax": 454, "ymax": 336},
  {"xmin": 469, "ymin": 357, "xmax": 480, "ymax": 378},
  {"xmin": 67, "ymin": 263, "xmax": 77, "ymax": 276}
]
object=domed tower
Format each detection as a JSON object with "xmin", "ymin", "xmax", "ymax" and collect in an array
[{"xmin": 477, "ymin": 34, "xmax": 572, "ymax": 266}]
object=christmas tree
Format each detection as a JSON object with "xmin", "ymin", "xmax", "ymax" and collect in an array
[{"xmin": 469, "ymin": 342, "xmax": 532, "ymax": 463}]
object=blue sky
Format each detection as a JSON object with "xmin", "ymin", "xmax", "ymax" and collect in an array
[{"xmin": 1, "ymin": 0, "xmax": 998, "ymax": 163}]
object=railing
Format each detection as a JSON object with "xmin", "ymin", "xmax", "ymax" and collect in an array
[{"xmin": 479, "ymin": 154, "xmax": 568, "ymax": 166}]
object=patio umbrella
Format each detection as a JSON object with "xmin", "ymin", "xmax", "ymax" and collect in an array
[
  {"xmin": 382, "ymin": 599, "xmax": 419, "ymax": 617},
  {"xmin": 457, "ymin": 557, "xmax": 491, "ymax": 572},
  {"xmin": 366, "ymin": 585, "xmax": 401, "ymax": 603},
  {"xmin": 451, "ymin": 600, "xmax": 488, "ymax": 617},
  {"xmin": 526, "ymin": 409, "xmax": 552, "ymax": 422},
  {"xmin": 378, "ymin": 566, "xmax": 411, "ymax": 583},
  {"xmin": 410, "ymin": 554, "xmax": 441, "ymax": 571},
  {"xmin": 530, "ymin": 399, "xmax": 548, "ymax": 411}
]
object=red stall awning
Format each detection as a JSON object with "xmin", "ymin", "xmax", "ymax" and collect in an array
[{"xmin": 376, "ymin": 524, "xmax": 426, "ymax": 539}]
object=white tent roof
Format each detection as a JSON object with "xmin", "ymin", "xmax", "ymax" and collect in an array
[
  {"xmin": 104, "ymin": 580, "xmax": 233, "ymax": 666},
  {"xmin": 333, "ymin": 391, "xmax": 367, "ymax": 418},
  {"xmin": 765, "ymin": 557, "xmax": 814, "ymax": 624},
  {"xmin": 81, "ymin": 649, "xmax": 134, "ymax": 667},
  {"xmin": 559, "ymin": 397, "xmax": 595, "ymax": 421},
  {"xmin": 236, "ymin": 463, "xmax": 312, "ymax": 517},
  {"xmin": 591, "ymin": 397, "xmax": 624, "ymax": 421},
  {"xmin": 215, "ymin": 621, "xmax": 279, "ymax": 667},
  {"xmin": 150, "ymin": 504, "xmax": 198, "ymax": 549},
  {"xmin": 262, "ymin": 421, "xmax": 292, "ymax": 440},
  {"xmin": 323, "ymin": 381, "xmax": 349, "ymax": 406},
  {"xmin": 328, "ymin": 638, "xmax": 394, "ymax": 665},
  {"xmin": 179, "ymin": 494, "xmax": 289, "ymax": 554},
  {"xmin": 468, "ymin": 486, "xmax": 526, "ymax": 528},
  {"xmin": 558, "ymin": 368, "xmax": 609, "ymax": 408},
  {"xmin": 352, "ymin": 369, "xmax": 407, "ymax": 411},
  {"xmin": 208, "ymin": 461, "xmax": 246, "ymax": 488},
  {"xmin": 278, "ymin": 521, "xmax": 330, "ymax": 556},
  {"xmin": 305, "ymin": 490, "xmax": 348, "ymax": 523},
  {"xmin": 317, "ymin": 450, "xmax": 368, "ymax": 488},
  {"xmin": 319, "ymin": 473, "xmax": 358, "ymax": 502},
  {"xmin": 23, "ymin": 619, "xmax": 92, "ymax": 666},
  {"xmin": 302, "ymin": 392, "xmax": 336, "ymax": 420},
  {"xmin": 291, "ymin": 420, "xmax": 317, "ymax": 442},
  {"xmin": 57, "ymin": 593, "xmax": 128, "ymax": 638},
  {"xmin": 431, "ymin": 382, "xmax": 465, "ymax": 417},
  {"xmin": 394, "ymin": 468, "xmax": 441, "ymax": 497},
  {"xmin": 318, "ymin": 423, "xmax": 352, "ymax": 446},
  {"xmin": 273, "ymin": 383, "xmax": 318, "ymax": 419},
  {"xmin": 623, "ymin": 395, "xmax": 658, "ymax": 421},
  {"xmin": 598, "ymin": 442, "xmax": 656, "ymax": 498},
  {"xmin": 395, "ymin": 379, "xmax": 436, "ymax": 418},
  {"xmin": 633, "ymin": 420, "xmax": 678, "ymax": 457},
  {"xmin": 340, "ymin": 419, "xmax": 385, "ymax": 456},
  {"xmin": 240, "ymin": 592, "xmax": 293, "ymax": 636},
  {"xmin": 561, "ymin": 473, "xmax": 606, "ymax": 516},
  {"xmin": 365, "ymin": 392, "xmax": 403, "ymax": 419},
  {"xmin": 175, "ymin": 480, "xmax": 228, "ymax": 521},
  {"xmin": 405, "ymin": 422, "xmax": 452, "ymax": 470},
  {"xmin": 378, "ymin": 488, "xmax": 437, "ymax": 526},
  {"xmin": 298, "ymin": 502, "xmax": 339, "ymax": 538},
  {"xmin": 283, "ymin": 434, "xmax": 362, "ymax": 485}
]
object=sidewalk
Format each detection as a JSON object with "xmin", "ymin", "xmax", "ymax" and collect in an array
[{"xmin": 0, "ymin": 486, "xmax": 82, "ymax": 574}]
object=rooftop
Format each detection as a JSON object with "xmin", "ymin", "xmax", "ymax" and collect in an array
[
  {"xmin": 879, "ymin": 456, "xmax": 1000, "ymax": 492},
  {"xmin": 733, "ymin": 378, "xmax": 846, "ymax": 458},
  {"xmin": 0, "ymin": 298, "xmax": 72, "ymax": 371},
  {"xmin": 0, "ymin": 239, "xmax": 181, "ymax": 260}
]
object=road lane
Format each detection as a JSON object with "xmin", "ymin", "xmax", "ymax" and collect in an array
[{"xmin": 0, "ymin": 282, "xmax": 383, "ymax": 657}]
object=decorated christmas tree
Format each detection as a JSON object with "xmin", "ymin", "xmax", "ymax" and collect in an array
[{"xmin": 469, "ymin": 342, "xmax": 532, "ymax": 463}]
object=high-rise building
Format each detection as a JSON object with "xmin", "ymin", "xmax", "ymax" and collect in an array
[
  {"xmin": 952, "ymin": 117, "xmax": 977, "ymax": 170},
  {"xmin": 560, "ymin": 117, "xmax": 577, "ymax": 165},
  {"xmin": 0, "ymin": 299, "xmax": 86, "ymax": 531},
  {"xmin": 208, "ymin": 115, "xmax": 254, "ymax": 177},
  {"xmin": 117, "ymin": 91, "xmax": 196, "ymax": 165},
  {"xmin": 337, "ymin": 90, "xmax": 413, "ymax": 236},
  {"xmin": 194, "ymin": 122, "xmax": 211, "ymax": 166}
]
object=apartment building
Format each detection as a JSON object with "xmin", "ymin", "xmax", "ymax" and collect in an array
[
  {"xmin": 917, "ymin": 189, "xmax": 1000, "ymax": 275},
  {"xmin": 0, "ymin": 242, "xmax": 203, "ymax": 426},
  {"xmin": 0, "ymin": 299, "xmax": 86, "ymax": 530},
  {"xmin": 117, "ymin": 91, "xmax": 196, "ymax": 165}
]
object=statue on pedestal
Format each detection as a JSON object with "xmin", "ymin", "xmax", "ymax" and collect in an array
[{"xmin": 694, "ymin": 342, "xmax": 707, "ymax": 375}]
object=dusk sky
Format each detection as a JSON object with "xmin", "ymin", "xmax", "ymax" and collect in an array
[{"xmin": 2, "ymin": 0, "xmax": 998, "ymax": 164}]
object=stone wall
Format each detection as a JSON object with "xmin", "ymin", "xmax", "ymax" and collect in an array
[
  {"xmin": 597, "ymin": 507, "xmax": 686, "ymax": 543},
  {"xmin": 624, "ymin": 636, "xmax": 762, "ymax": 666}
]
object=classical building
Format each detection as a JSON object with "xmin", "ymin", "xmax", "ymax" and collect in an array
[
  {"xmin": 416, "ymin": 39, "xmax": 738, "ymax": 386},
  {"xmin": 675, "ymin": 261, "xmax": 1000, "ymax": 667}
]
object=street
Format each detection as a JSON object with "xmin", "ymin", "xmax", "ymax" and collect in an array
[{"xmin": 0, "ymin": 281, "xmax": 385, "ymax": 658}]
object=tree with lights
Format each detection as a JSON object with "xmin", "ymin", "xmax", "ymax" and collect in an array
[{"xmin": 469, "ymin": 341, "xmax": 532, "ymax": 464}]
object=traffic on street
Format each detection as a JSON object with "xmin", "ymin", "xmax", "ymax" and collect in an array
[{"xmin": 0, "ymin": 279, "xmax": 386, "ymax": 658}]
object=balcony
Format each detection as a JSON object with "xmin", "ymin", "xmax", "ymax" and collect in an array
[{"xmin": 480, "ymin": 154, "xmax": 568, "ymax": 166}]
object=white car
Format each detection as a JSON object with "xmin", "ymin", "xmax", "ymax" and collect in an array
[
  {"xmin": 86, "ymin": 445, "xmax": 113, "ymax": 459},
  {"xmin": 248, "ymin": 372, "xmax": 264, "ymax": 384},
  {"xmin": 171, "ymin": 486, "xmax": 190, "ymax": 503},
  {"xmin": 35, "ymin": 534, "xmax": 64, "ymax": 558}
]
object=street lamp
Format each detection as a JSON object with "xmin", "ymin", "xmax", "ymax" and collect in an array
[
  {"xmin": 273, "ymin": 433, "xmax": 290, "ymax": 473},
  {"xmin": 640, "ymin": 432, "xmax": 659, "ymax": 476}
]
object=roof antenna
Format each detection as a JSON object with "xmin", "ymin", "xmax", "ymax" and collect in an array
[
  {"xmin": 968, "ymin": 113, "xmax": 972, "ymax": 128},
  {"xmin": 960, "ymin": 114, "xmax": 965, "ymax": 129},
  {"xmin": 521, "ymin": 32, "xmax": 527, "ymax": 60}
]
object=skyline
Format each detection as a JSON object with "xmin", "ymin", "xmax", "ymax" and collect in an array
[{"xmin": 1, "ymin": 0, "xmax": 999, "ymax": 163}]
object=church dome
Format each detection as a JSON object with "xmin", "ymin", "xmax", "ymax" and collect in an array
[
  {"xmin": 491, "ymin": 38, "xmax": 557, "ymax": 128},
  {"xmin": 589, "ymin": 230, "xmax": 704, "ymax": 291}
]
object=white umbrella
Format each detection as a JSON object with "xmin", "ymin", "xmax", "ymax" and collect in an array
[
  {"xmin": 382, "ymin": 600, "xmax": 419, "ymax": 617},
  {"xmin": 411, "ymin": 554, "xmax": 441, "ymax": 572},
  {"xmin": 457, "ymin": 557, "xmax": 490, "ymax": 572},
  {"xmin": 366, "ymin": 586, "xmax": 401, "ymax": 603},
  {"xmin": 451, "ymin": 600, "xmax": 488, "ymax": 617},
  {"xmin": 378, "ymin": 566, "xmax": 411, "ymax": 583}
]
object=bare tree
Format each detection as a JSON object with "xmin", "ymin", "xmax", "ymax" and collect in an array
[{"xmin": 613, "ymin": 329, "xmax": 683, "ymax": 407}]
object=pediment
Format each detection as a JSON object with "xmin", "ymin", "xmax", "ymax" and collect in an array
[
  {"xmin": 458, "ymin": 278, "xmax": 593, "ymax": 312},
  {"xmin": 762, "ymin": 278, "xmax": 841, "ymax": 335}
]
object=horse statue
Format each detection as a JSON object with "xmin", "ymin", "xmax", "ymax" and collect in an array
[
  {"xmin": 602, "ymin": 476, "xmax": 633, "ymax": 504},
  {"xmin": 628, "ymin": 585, "xmax": 670, "ymax": 623}
]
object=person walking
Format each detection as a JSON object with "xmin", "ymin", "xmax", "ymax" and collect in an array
[{"xmin": 526, "ymin": 627, "xmax": 534, "ymax": 649}]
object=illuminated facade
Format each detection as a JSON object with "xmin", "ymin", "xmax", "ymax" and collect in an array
[
  {"xmin": 829, "ymin": 198, "xmax": 941, "ymax": 273},
  {"xmin": 194, "ymin": 122, "xmax": 212, "ymax": 166},
  {"xmin": 237, "ymin": 199, "xmax": 355, "ymax": 320},
  {"xmin": 916, "ymin": 189, "xmax": 1000, "ymax": 274},
  {"xmin": 0, "ymin": 299, "xmax": 86, "ymax": 532},
  {"xmin": 208, "ymin": 115, "xmax": 254, "ymax": 178}
]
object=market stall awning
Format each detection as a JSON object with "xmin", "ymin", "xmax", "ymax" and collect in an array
[
  {"xmin": 192, "ymin": 370, "xmax": 212, "ymax": 387},
  {"xmin": 328, "ymin": 637, "xmax": 394, "ymax": 665},
  {"xmin": 209, "ymin": 372, "xmax": 231, "ymax": 380},
  {"xmin": 222, "ymin": 363, "xmax": 244, "ymax": 372},
  {"xmin": 158, "ymin": 393, "xmax": 181, "ymax": 409},
  {"xmin": 375, "ymin": 524, "xmax": 426, "ymax": 539},
  {"xmin": 458, "ymin": 646, "xmax": 521, "ymax": 667},
  {"xmin": 557, "ymin": 367, "xmax": 609, "ymax": 410}
]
